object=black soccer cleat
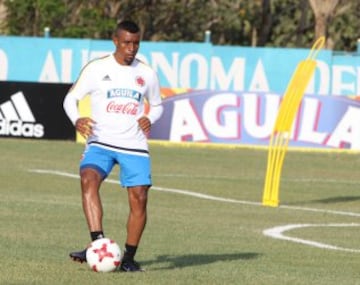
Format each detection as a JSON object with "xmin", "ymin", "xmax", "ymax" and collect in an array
[
  {"xmin": 69, "ymin": 248, "xmax": 87, "ymax": 263},
  {"xmin": 119, "ymin": 259, "xmax": 145, "ymax": 272}
]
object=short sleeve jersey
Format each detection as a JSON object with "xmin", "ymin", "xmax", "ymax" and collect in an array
[{"xmin": 70, "ymin": 54, "xmax": 162, "ymax": 151}]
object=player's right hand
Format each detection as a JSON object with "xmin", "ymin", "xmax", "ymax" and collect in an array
[{"xmin": 75, "ymin": 117, "xmax": 96, "ymax": 139}]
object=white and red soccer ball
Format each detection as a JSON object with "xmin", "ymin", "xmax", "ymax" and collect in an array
[{"xmin": 86, "ymin": 238, "xmax": 121, "ymax": 272}]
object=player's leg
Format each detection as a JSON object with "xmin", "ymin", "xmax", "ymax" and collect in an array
[
  {"xmin": 120, "ymin": 185, "xmax": 149, "ymax": 272},
  {"xmin": 117, "ymin": 152, "xmax": 151, "ymax": 272},
  {"xmin": 69, "ymin": 168, "xmax": 103, "ymax": 263},
  {"xmin": 125, "ymin": 185, "xmax": 149, "ymax": 245},
  {"xmin": 80, "ymin": 168, "xmax": 104, "ymax": 236},
  {"xmin": 69, "ymin": 145, "xmax": 114, "ymax": 263}
]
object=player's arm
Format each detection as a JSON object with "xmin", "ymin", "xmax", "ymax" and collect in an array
[
  {"xmin": 63, "ymin": 89, "xmax": 80, "ymax": 126},
  {"xmin": 63, "ymin": 63, "xmax": 96, "ymax": 138},
  {"xmin": 138, "ymin": 104, "xmax": 163, "ymax": 133},
  {"xmin": 63, "ymin": 90, "xmax": 96, "ymax": 139},
  {"xmin": 138, "ymin": 72, "xmax": 163, "ymax": 134}
]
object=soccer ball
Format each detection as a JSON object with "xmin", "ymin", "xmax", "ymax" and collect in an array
[{"xmin": 86, "ymin": 238, "xmax": 121, "ymax": 272}]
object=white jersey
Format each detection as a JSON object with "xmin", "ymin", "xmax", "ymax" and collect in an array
[{"xmin": 64, "ymin": 54, "xmax": 162, "ymax": 152}]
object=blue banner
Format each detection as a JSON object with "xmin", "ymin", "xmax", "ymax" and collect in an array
[{"xmin": 1, "ymin": 36, "xmax": 359, "ymax": 96}]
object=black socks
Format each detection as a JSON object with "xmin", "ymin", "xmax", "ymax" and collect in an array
[
  {"xmin": 90, "ymin": 231, "xmax": 105, "ymax": 241},
  {"xmin": 123, "ymin": 244, "xmax": 138, "ymax": 261}
]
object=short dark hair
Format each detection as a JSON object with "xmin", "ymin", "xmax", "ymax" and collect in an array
[{"xmin": 115, "ymin": 20, "xmax": 140, "ymax": 34}]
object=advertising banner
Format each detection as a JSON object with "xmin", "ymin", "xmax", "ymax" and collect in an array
[
  {"xmin": 0, "ymin": 81, "xmax": 74, "ymax": 140},
  {"xmin": 150, "ymin": 90, "xmax": 360, "ymax": 150},
  {"xmin": 1, "ymin": 36, "xmax": 360, "ymax": 149},
  {"xmin": 1, "ymin": 36, "xmax": 360, "ymax": 96}
]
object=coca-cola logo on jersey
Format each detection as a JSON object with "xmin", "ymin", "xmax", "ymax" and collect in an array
[{"xmin": 106, "ymin": 101, "xmax": 138, "ymax": 115}]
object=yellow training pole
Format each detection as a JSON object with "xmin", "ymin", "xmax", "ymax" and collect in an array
[{"xmin": 262, "ymin": 37, "xmax": 325, "ymax": 207}]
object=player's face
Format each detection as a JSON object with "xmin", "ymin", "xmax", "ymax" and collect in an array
[{"xmin": 113, "ymin": 30, "xmax": 140, "ymax": 65}]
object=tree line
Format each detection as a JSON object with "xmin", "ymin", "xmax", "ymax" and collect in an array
[{"xmin": 0, "ymin": 0, "xmax": 358, "ymax": 51}]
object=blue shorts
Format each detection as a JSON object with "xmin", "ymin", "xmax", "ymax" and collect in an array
[{"xmin": 80, "ymin": 144, "xmax": 152, "ymax": 187}]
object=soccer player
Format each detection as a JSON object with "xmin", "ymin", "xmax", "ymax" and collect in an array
[{"xmin": 63, "ymin": 20, "xmax": 163, "ymax": 272}]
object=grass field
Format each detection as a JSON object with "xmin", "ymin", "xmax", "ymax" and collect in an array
[{"xmin": 1, "ymin": 138, "xmax": 360, "ymax": 285}]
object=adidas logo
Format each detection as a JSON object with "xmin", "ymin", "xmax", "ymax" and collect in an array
[
  {"xmin": 0, "ymin": 91, "xmax": 44, "ymax": 138},
  {"xmin": 102, "ymin": 75, "xmax": 111, "ymax": 81}
]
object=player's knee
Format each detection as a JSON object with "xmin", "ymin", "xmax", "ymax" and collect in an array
[
  {"xmin": 80, "ymin": 169, "xmax": 101, "ymax": 189},
  {"xmin": 135, "ymin": 191, "xmax": 148, "ymax": 204},
  {"xmin": 130, "ymin": 189, "xmax": 148, "ymax": 207}
]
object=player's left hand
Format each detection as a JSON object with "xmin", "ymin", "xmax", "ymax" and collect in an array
[{"xmin": 138, "ymin": 116, "xmax": 151, "ymax": 134}]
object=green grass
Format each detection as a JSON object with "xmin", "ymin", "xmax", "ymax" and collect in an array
[{"xmin": 1, "ymin": 138, "xmax": 360, "ymax": 285}]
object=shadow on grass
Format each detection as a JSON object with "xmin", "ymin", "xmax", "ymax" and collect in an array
[
  {"xmin": 142, "ymin": 252, "xmax": 260, "ymax": 270},
  {"xmin": 290, "ymin": 196, "xmax": 360, "ymax": 205},
  {"xmin": 310, "ymin": 196, "xmax": 360, "ymax": 204}
]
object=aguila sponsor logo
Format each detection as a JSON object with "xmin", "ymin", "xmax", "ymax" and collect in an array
[{"xmin": 106, "ymin": 101, "xmax": 138, "ymax": 115}]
